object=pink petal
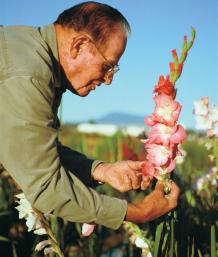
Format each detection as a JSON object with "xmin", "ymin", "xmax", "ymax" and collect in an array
[
  {"xmin": 142, "ymin": 162, "xmax": 155, "ymax": 176},
  {"xmin": 147, "ymin": 123, "xmax": 173, "ymax": 146},
  {"xmin": 153, "ymin": 95, "xmax": 181, "ymax": 126},
  {"xmin": 82, "ymin": 223, "xmax": 95, "ymax": 237},
  {"xmin": 170, "ymin": 125, "xmax": 187, "ymax": 144},
  {"xmin": 141, "ymin": 161, "xmax": 159, "ymax": 178},
  {"xmin": 145, "ymin": 143, "xmax": 171, "ymax": 166},
  {"xmin": 164, "ymin": 159, "xmax": 176, "ymax": 173},
  {"xmin": 144, "ymin": 115, "xmax": 156, "ymax": 127}
]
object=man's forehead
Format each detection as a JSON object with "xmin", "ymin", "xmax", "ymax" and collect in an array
[{"xmin": 103, "ymin": 35, "xmax": 127, "ymax": 63}]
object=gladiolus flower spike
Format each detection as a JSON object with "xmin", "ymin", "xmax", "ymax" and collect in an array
[
  {"xmin": 15, "ymin": 193, "xmax": 64, "ymax": 257},
  {"xmin": 170, "ymin": 27, "xmax": 196, "ymax": 85},
  {"xmin": 142, "ymin": 28, "xmax": 196, "ymax": 193}
]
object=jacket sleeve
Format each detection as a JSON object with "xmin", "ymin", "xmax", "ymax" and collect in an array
[
  {"xmin": 57, "ymin": 141, "xmax": 103, "ymax": 187},
  {"xmin": 0, "ymin": 76, "xmax": 127, "ymax": 229}
]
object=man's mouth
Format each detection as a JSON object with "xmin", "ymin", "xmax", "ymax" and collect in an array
[{"xmin": 90, "ymin": 83, "xmax": 101, "ymax": 90}]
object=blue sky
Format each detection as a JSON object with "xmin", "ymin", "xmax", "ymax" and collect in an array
[{"xmin": 1, "ymin": 0, "xmax": 218, "ymax": 129}]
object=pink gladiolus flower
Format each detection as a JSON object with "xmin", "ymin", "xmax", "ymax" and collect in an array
[
  {"xmin": 164, "ymin": 158, "xmax": 176, "ymax": 172},
  {"xmin": 147, "ymin": 123, "xmax": 186, "ymax": 146},
  {"xmin": 82, "ymin": 223, "xmax": 95, "ymax": 237},
  {"xmin": 153, "ymin": 75, "xmax": 176, "ymax": 97},
  {"xmin": 145, "ymin": 95, "xmax": 181, "ymax": 127},
  {"xmin": 142, "ymin": 158, "xmax": 176, "ymax": 178},
  {"xmin": 142, "ymin": 29, "xmax": 195, "ymax": 184},
  {"xmin": 141, "ymin": 162, "xmax": 158, "ymax": 178},
  {"xmin": 154, "ymin": 95, "xmax": 181, "ymax": 126},
  {"xmin": 157, "ymin": 158, "xmax": 176, "ymax": 174},
  {"xmin": 145, "ymin": 143, "xmax": 172, "ymax": 167}
]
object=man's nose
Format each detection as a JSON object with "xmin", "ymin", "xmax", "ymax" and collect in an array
[{"xmin": 104, "ymin": 73, "xmax": 114, "ymax": 85}]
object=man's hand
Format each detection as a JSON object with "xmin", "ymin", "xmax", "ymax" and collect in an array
[
  {"xmin": 126, "ymin": 180, "xmax": 180, "ymax": 222},
  {"xmin": 92, "ymin": 161, "xmax": 152, "ymax": 192}
]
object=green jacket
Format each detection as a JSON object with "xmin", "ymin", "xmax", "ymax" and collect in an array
[{"xmin": 0, "ymin": 24, "xmax": 127, "ymax": 229}]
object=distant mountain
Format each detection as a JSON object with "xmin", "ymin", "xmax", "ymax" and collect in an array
[{"xmin": 95, "ymin": 112, "xmax": 145, "ymax": 126}]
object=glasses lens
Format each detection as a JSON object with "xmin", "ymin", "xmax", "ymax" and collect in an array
[
  {"xmin": 102, "ymin": 64, "xmax": 113, "ymax": 74},
  {"xmin": 113, "ymin": 65, "xmax": 120, "ymax": 74}
]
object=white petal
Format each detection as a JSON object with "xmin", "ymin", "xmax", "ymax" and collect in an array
[
  {"xmin": 211, "ymin": 179, "xmax": 217, "ymax": 186},
  {"xmin": 193, "ymin": 97, "xmax": 209, "ymax": 115},
  {"xmin": 147, "ymin": 252, "xmax": 153, "ymax": 257},
  {"xmin": 19, "ymin": 198, "xmax": 32, "ymax": 211},
  {"xmin": 15, "ymin": 206, "xmax": 28, "ymax": 219},
  {"xmin": 34, "ymin": 228, "xmax": 47, "ymax": 235},
  {"xmin": 211, "ymin": 122, "xmax": 218, "ymax": 137},
  {"xmin": 196, "ymin": 177, "xmax": 204, "ymax": 191},
  {"xmin": 205, "ymin": 142, "xmax": 212, "ymax": 150},
  {"xmin": 135, "ymin": 237, "xmax": 149, "ymax": 249},
  {"xmin": 195, "ymin": 116, "xmax": 212, "ymax": 130},
  {"xmin": 44, "ymin": 247, "xmax": 56, "ymax": 255},
  {"xmin": 208, "ymin": 105, "xmax": 218, "ymax": 123},
  {"xmin": 175, "ymin": 155, "xmax": 185, "ymax": 164},
  {"xmin": 15, "ymin": 193, "xmax": 26, "ymax": 199},
  {"xmin": 35, "ymin": 240, "xmax": 51, "ymax": 251},
  {"xmin": 26, "ymin": 213, "xmax": 37, "ymax": 231}
]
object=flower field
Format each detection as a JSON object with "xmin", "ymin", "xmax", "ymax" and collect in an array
[{"xmin": 0, "ymin": 124, "xmax": 217, "ymax": 257}]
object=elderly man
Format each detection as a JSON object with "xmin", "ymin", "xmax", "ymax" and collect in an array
[{"xmin": 0, "ymin": 1, "xmax": 179, "ymax": 230}]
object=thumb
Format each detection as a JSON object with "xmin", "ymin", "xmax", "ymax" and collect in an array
[
  {"xmin": 167, "ymin": 181, "xmax": 180, "ymax": 199},
  {"xmin": 154, "ymin": 181, "xmax": 165, "ymax": 196}
]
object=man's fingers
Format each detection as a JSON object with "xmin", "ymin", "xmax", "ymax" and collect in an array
[
  {"xmin": 127, "ymin": 160, "xmax": 145, "ymax": 171},
  {"xmin": 141, "ymin": 176, "xmax": 152, "ymax": 190},
  {"xmin": 129, "ymin": 171, "xmax": 141, "ymax": 189},
  {"xmin": 124, "ymin": 174, "xmax": 132, "ymax": 184}
]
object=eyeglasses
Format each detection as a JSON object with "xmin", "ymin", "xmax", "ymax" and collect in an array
[{"xmin": 89, "ymin": 39, "xmax": 120, "ymax": 77}]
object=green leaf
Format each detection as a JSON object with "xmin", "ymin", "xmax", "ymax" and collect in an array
[
  {"xmin": 153, "ymin": 222, "xmax": 164, "ymax": 257},
  {"xmin": 0, "ymin": 235, "xmax": 10, "ymax": 242},
  {"xmin": 185, "ymin": 190, "xmax": 196, "ymax": 207},
  {"xmin": 0, "ymin": 210, "xmax": 12, "ymax": 217}
]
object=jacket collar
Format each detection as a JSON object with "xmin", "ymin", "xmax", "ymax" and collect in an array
[{"xmin": 39, "ymin": 24, "xmax": 65, "ymax": 91}]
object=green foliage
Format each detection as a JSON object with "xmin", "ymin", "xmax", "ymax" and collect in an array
[{"xmin": 0, "ymin": 126, "xmax": 217, "ymax": 257}]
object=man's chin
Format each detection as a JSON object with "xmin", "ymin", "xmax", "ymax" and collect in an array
[{"xmin": 76, "ymin": 88, "xmax": 91, "ymax": 97}]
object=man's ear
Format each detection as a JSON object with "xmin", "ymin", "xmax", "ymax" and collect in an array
[{"xmin": 70, "ymin": 35, "xmax": 90, "ymax": 59}]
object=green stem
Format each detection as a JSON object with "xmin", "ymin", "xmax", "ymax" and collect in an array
[
  {"xmin": 34, "ymin": 209, "xmax": 65, "ymax": 257},
  {"xmin": 210, "ymin": 224, "xmax": 217, "ymax": 257},
  {"xmin": 169, "ymin": 217, "xmax": 175, "ymax": 257}
]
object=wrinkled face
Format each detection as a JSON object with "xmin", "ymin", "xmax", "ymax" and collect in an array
[{"xmin": 64, "ymin": 30, "xmax": 127, "ymax": 97}]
